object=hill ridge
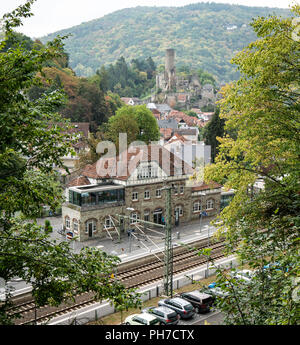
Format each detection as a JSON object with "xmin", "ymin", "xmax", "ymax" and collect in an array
[{"xmin": 41, "ymin": 3, "xmax": 290, "ymax": 83}]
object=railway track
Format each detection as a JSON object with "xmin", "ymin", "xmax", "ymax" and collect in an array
[{"xmin": 8, "ymin": 238, "xmax": 227, "ymax": 325}]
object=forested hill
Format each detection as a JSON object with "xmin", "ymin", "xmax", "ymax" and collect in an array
[{"xmin": 41, "ymin": 3, "xmax": 290, "ymax": 83}]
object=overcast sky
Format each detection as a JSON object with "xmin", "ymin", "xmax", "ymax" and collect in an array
[{"xmin": 0, "ymin": 0, "xmax": 296, "ymax": 38}]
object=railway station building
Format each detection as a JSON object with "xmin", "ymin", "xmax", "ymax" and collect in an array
[{"xmin": 62, "ymin": 144, "xmax": 222, "ymax": 242}]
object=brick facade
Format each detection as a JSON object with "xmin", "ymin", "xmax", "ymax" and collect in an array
[
  {"xmin": 62, "ymin": 178, "xmax": 221, "ymax": 242},
  {"xmin": 62, "ymin": 144, "xmax": 222, "ymax": 242}
]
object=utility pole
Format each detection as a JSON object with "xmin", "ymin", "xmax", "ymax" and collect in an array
[
  {"xmin": 117, "ymin": 187, "xmax": 174, "ymax": 297},
  {"xmin": 162, "ymin": 184, "xmax": 173, "ymax": 297}
]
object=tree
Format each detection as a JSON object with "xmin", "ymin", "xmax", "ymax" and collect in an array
[
  {"xmin": 0, "ymin": 1, "xmax": 140, "ymax": 324},
  {"xmin": 204, "ymin": 6, "xmax": 300, "ymax": 325},
  {"xmin": 202, "ymin": 107, "xmax": 225, "ymax": 163},
  {"xmin": 96, "ymin": 65, "xmax": 109, "ymax": 92},
  {"xmin": 106, "ymin": 107, "xmax": 140, "ymax": 151},
  {"xmin": 75, "ymin": 131, "xmax": 106, "ymax": 169},
  {"xmin": 44, "ymin": 220, "xmax": 53, "ymax": 234},
  {"xmin": 133, "ymin": 105, "xmax": 160, "ymax": 143},
  {"xmin": 105, "ymin": 105, "xmax": 160, "ymax": 151}
]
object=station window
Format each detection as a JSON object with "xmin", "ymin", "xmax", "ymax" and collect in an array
[
  {"xmin": 104, "ymin": 217, "xmax": 113, "ymax": 229},
  {"xmin": 144, "ymin": 211, "xmax": 150, "ymax": 222},
  {"xmin": 130, "ymin": 212, "xmax": 140, "ymax": 224},
  {"xmin": 73, "ymin": 219, "xmax": 79, "ymax": 233},
  {"xmin": 175, "ymin": 206, "xmax": 183, "ymax": 217},
  {"xmin": 206, "ymin": 199, "xmax": 214, "ymax": 210},
  {"xmin": 65, "ymin": 216, "xmax": 70, "ymax": 229},
  {"xmin": 85, "ymin": 219, "xmax": 97, "ymax": 233},
  {"xmin": 193, "ymin": 202, "xmax": 201, "ymax": 212}
]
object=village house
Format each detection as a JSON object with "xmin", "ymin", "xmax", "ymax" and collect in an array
[
  {"xmin": 159, "ymin": 128, "xmax": 173, "ymax": 143},
  {"xmin": 121, "ymin": 97, "xmax": 142, "ymax": 106},
  {"xmin": 173, "ymin": 128, "xmax": 199, "ymax": 142},
  {"xmin": 164, "ymin": 133, "xmax": 211, "ymax": 167}
]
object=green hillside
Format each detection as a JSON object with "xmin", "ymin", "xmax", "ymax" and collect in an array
[{"xmin": 41, "ymin": 3, "xmax": 290, "ymax": 83}]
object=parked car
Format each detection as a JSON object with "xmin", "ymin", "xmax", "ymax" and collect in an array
[
  {"xmin": 158, "ymin": 297, "xmax": 195, "ymax": 319},
  {"xmin": 263, "ymin": 262, "xmax": 290, "ymax": 273},
  {"xmin": 200, "ymin": 283, "xmax": 230, "ymax": 305},
  {"xmin": 141, "ymin": 306, "xmax": 179, "ymax": 325},
  {"xmin": 230, "ymin": 269, "xmax": 256, "ymax": 284},
  {"xmin": 124, "ymin": 312, "xmax": 161, "ymax": 325},
  {"xmin": 179, "ymin": 290, "xmax": 213, "ymax": 313}
]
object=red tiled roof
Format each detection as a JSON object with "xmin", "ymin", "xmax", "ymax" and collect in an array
[
  {"xmin": 121, "ymin": 97, "xmax": 130, "ymax": 101},
  {"xmin": 81, "ymin": 144, "xmax": 194, "ymax": 181},
  {"xmin": 67, "ymin": 176, "xmax": 91, "ymax": 187},
  {"xmin": 121, "ymin": 97, "xmax": 140, "ymax": 105},
  {"xmin": 177, "ymin": 94, "xmax": 187, "ymax": 102},
  {"xmin": 48, "ymin": 122, "xmax": 90, "ymax": 138},
  {"xmin": 191, "ymin": 181, "xmax": 222, "ymax": 191},
  {"xmin": 67, "ymin": 123, "xmax": 90, "ymax": 138},
  {"xmin": 167, "ymin": 133, "xmax": 187, "ymax": 144},
  {"xmin": 167, "ymin": 110, "xmax": 198, "ymax": 127}
]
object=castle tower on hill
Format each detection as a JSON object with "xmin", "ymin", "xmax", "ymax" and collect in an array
[
  {"xmin": 154, "ymin": 48, "xmax": 216, "ymax": 110},
  {"xmin": 165, "ymin": 48, "xmax": 176, "ymax": 91}
]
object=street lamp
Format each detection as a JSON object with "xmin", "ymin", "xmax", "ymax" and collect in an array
[
  {"xmin": 161, "ymin": 181, "xmax": 174, "ymax": 298},
  {"xmin": 126, "ymin": 207, "xmax": 135, "ymax": 253},
  {"xmin": 198, "ymin": 192, "xmax": 206, "ymax": 234},
  {"xmin": 200, "ymin": 209, "xmax": 210, "ymax": 278}
]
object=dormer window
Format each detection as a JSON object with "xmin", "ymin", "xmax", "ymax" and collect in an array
[{"xmin": 137, "ymin": 164, "xmax": 158, "ymax": 179}]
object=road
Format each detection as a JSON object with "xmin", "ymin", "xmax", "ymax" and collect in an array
[{"xmin": 179, "ymin": 308, "xmax": 224, "ymax": 325}]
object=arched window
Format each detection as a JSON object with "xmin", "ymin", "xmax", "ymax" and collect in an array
[
  {"xmin": 73, "ymin": 219, "xmax": 79, "ymax": 234},
  {"xmin": 104, "ymin": 217, "xmax": 113, "ymax": 229},
  {"xmin": 144, "ymin": 210, "xmax": 150, "ymax": 222},
  {"xmin": 65, "ymin": 216, "xmax": 70, "ymax": 230},
  {"xmin": 193, "ymin": 201, "xmax": 201, "ymax": 212},
  {"xmin": 85, "ymin": 219, "xmax": 97, "ymax": 234},
  {"xmin": 130, "ymin": 212, "xmax": 140, "ymax": 224},
  {"xmin": 206, "ymin": 199, "xmax": 214, "ymax": 210},
  {"xmin": 175, "ymin": 205, "xmax": 183, "ymax": 217}
]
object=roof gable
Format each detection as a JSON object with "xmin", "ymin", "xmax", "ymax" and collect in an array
[{"xmin": 81, "ymin": 144, "xmax": 193, "ymax": 181}]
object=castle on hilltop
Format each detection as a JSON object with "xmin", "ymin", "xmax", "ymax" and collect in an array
[{"xmin": 154, "ymin": 49, "xmax": 217, "ymax": 111}]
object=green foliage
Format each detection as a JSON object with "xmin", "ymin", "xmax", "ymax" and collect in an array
[
  {"xmin": 41, "ymin": 3, "xmax": 290, "ymax": 83},
  {"xmin": 102, "ymin": 56, "xmax": 156, "ymax": 97},
  {"xmin": 204, "ymin": 5, "xmax": 300, "ymax": 325},
  {"xmin": 0, "ymin": 1, "xmax": 140, "ymax": 324},
  {"xmin": 44, "ymin": 220, "xmax": 53, "ymax": 234},
  {"xmin": 75, "ymin": 131, "xmax": 107, "ymax": 169},
  {"xmin": 197, "ymin": 68, "xmax": 217, "ymax": 88},
  {"xmin": 184, "ymin": 110, "xmax": 198, "ymax": 118},
  {"xmin": 10, "ymin": 30, "xmax": 122, "ymax": 132},
  {"xmin": 0, "ymin": 220, "xmax": 139, "ymax": 324},
  {"xmin": 105, "ymin": 105, "xmax": 160, "ymax": 151},
  {"xmin": 202, "ymin": 107, "xmax": 225, "ymax": 163}
]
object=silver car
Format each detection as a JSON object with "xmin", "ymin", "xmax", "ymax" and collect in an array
[
  {"xmin": 141, "ymin": 306, "xmax": 179, "ymax": 325},
  {"xmin": 158, "ymin": 297, "xmax": 195, "ymax": 319}
]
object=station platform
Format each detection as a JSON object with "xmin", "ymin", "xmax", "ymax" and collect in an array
[{"xmin": 36, "ymin": 216, "xmax": 219, "ymax": 262}]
